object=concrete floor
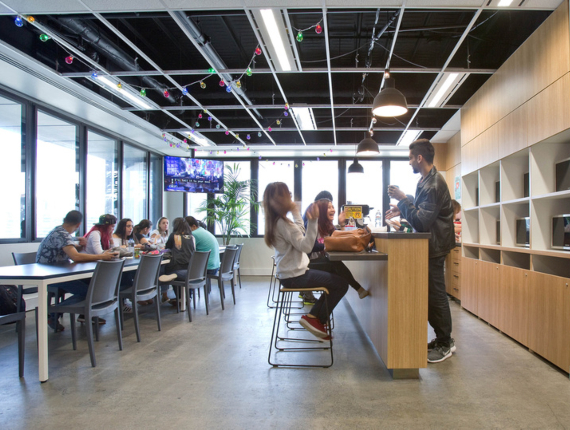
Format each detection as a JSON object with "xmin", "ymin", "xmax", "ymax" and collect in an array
[{"xmin": 1, "ymin": 276, "xmax": 569, "ymax": 430}]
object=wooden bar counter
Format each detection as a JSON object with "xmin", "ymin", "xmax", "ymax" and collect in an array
[{"xmin": 327, "ymin": 232, "xmax": 430, "ymax": 379}]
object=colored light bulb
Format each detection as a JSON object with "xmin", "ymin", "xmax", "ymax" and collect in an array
[
  {"xmin": 117, "ymin": 82, "xmax": 122, "ymax": 90},
  {"xmin": 163, "ymin": 90, "xmax": 169, "ymax": 98},
  {"xmin": 39, "ymin": 34, "xmax": 50, "ymax": 42},
  {"xmin": 195, "ymin": 121, "xmax": 200, "ymax": 127},
  {"xmin": 140, "ymin": 88, "xmax": 146, "ymax": 97},
  {"xmin": 235, "ymin": 134, "xmax": 239, "ymax": 139},
  {"xmin": 247, "ymin": 147, "xmax": 250, "ymax": 151},
  {"xmin": 183, "ymin": 139, "xmax": 187, "ymax": 143},
  {"xmin": 268, "ymin": 127, "xmax": 272, "ymax": 132},
  {"xmin": 236, "ymin": 80, "xmax": 241, "ymax": 89},
  {"xmin": 208, "ymin": 116, "xmax": 212, "ymax": 121},
  {"xmin": 216, "ymin": 124, "xmax": 221, "ymax": 129},
  {"xmin": 284, "ymin": 111, "xmax": 288, "ymax": 116},
  {"xmin": 224, "ymin": 150, "xmax": 226, "ymax": 154},
  {"xmin": 296, "ymin": 32, "xmax": 303, "ymax": 42},
  {"xmin": 219, "ymin": 80, "xmax": 225, "ymax": 87},
  {"xmin": 258, "ymin": 132, "xmax": 262, "ymax": 137},
  {"xmin": 226, "ymin": 85, "xmax": 231, "ymax": 93},
  {"xmin": 200, "ymin": 81, "xmax": 206, "ymax": 89},
  {"xmin": 285, "ymin": 103, "xmax": 289, "ymax": 110},
  {"xmin": 198, "ymin": 113, "xmax": 202, "ymax": 119},
  {"xmin": 65, "ymin": 55, "xmax": 73, "ymax": 64},
  {"xmin": 276, "ymin": 120, "xmax": 281, "ymax": 125},
  {"xmin": 246, "ymin": 134, "xmax": 251, "ymax": 140},
  {"xmin": 27, "ymin": 16, "xmax": 35, "ymax": 22},
  {"xmin": 315, "ymin": 24, "xmax": 322, "ymax": 34},
  {"xmin": 208, "ymin": 67, "xmax": 215, "ymax": 73},
  {"xmin": 225, "ymin": 130, "xmax": 229, "ymax": 135},
  {"xmin": 91, "ymin": 71, "xmax": 98, "ymax": 79},
  {"xmin": 259, "ymin": 156, "xmax": 262, "ymax": 160},
  {"xmin": 182, "ymin": 87, "xmax": 188, "ymax": 95},
  {"xmin": 15, "ymin": 17, "xmax": 23, "ymax": 27},
  {"xmin": 255, "ymin": 47, "xmax": 262, "ymax": 56},
  {"xmin": 246, "ymin": 67, "xmax": 252, "ymax": 77}
]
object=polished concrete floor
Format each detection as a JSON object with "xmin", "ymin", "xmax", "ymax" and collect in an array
[{"xmin": 1, "ymin": 276, "xmax": 569, "ymax": 430}]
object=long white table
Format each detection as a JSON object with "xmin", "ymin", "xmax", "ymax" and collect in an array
[{"xmin": 0, "ymin": 258, "xmax": 150, "ymax": 382}]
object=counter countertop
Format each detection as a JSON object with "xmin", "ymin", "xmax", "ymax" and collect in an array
[
  {"xmin": 326, "ymin": 250, "xmax": 388, "ymax": 261},
  {"xmin": 372, "ymin": 232, "xmax": 431, "ymax": 240}
]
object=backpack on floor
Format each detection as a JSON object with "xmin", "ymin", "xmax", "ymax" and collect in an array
[{"xmin": 0, "ymin": 285, "xmax": 25, "ymax": 316}]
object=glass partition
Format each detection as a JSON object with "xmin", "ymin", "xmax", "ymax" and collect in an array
[
  {"xmin": 36, "ymin": 111, "xmax": 79, "ymax": 238},
  {"xmin": 123, "ymin": 144, "xmax": 148, "ymax": 223},
  {"xmin": 0, "ymin": 95, "xmax": 25, "ymax": 239},
  {"xmin": 258, "ymin": 160, "xmax": 294, "ymax": 234},
  {"xmin": 346, "ymin": 161, "xmax": 383, "ymax": 226},
  {"xmin": 301, "ymin": 160, "xmax": 339, "ymax": 217}
]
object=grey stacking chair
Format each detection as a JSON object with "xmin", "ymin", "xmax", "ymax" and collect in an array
[
  {"xmin": 207, "ymin": 246, "xmax": 238, "ymax": 310},
  {"xmin": 49, "ymin": 259, "xmax": 125, "ymax": 367},
  {"xmin": 168, "ymin": 251, "xmax": 211, "ymax": 322},
  {"xmin": 119, "ymin": 254, "xmax": 163, "ymax": 341},
  {"xmin": 12, "ymin": 252, "xmax": 64, "ymax": 332},
  {"xmin": 233, "ymin": 243, "xmax": 244, "ymax": 289},
  {"xmin": 0, "ymin": 287, "xmax": 26, "ymax": 377}
]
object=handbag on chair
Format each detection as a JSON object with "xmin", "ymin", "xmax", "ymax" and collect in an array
[{"xmin": 323, "ymin": 228, "xmax": 372, "ymax": 252}]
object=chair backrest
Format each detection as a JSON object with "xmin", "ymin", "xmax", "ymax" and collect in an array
[
  {"xmin": 220, "ymin": 246, "xmax": 238, "ymax": 275},
  {"xmin": 133, "ymin": 254, "xmax": 163, "ymax": 293},
  {"xmin": 12, "ymin": 252, "xmax": 37, "ymax": 266},
  {"xmin": 185, "ymin": 251, "xmax": 211, "ymax": 284},
  {"xmin": 87, "ymin": 260, "xmax": 125, "ymax": 306},
  {"xmin": 233, "ymin": 244, "xmax": 244, "ymax": 268}
]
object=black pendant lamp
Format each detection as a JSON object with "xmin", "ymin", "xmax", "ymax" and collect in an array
[
  {"xmin": 372, "ymin": 70, "xmax": 408, "ymax": 117},
  {"xmin": 348, "ymin": 158, "xmax": 364, "ymax": 174},
  {"xmin": 357, "ymin": 136, "xmax": 379, "ymax": 155}
]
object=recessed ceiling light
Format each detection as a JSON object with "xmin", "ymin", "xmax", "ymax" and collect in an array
[
  {"xmin": 498, "ymin": 0, "xmax": 513, "ymax": 6},
  {"xmin": 291, "ymin": 107, "xmax": 317, "ymax": 130},
  {"xmin": 260, "ymin": 9, "xmax": 292, "ymax": 72},
  {"xmin": 96, "ymin": 76, "xmax": 152, "ymax": 110}
]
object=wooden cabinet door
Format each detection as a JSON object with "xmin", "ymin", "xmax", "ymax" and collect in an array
[
  {"xmin": 445, "ymin": 253, "xmax": 453, "ymax": 296},
  {"xmin": 478, "ymin": 261, "xmax": 500, "ymax": 327},
  {"xmin": 528, "ymin": 272, "xmax": 570, "ymax": 372},
  {"xmin": 498, "ymin": 266, "xmax": 529, "ymax": 346},
  {"xmin": 461, "ymin": 258, "xmax": 479, "ymax": 314}
]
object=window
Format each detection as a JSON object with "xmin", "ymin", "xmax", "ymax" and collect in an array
[
  {"xmin": 36, "ymin": 111, "xmax": 79, "ymax": 238},
  {"xmin": 123, "ymin": 144, "xmax": 148, "ymax": 223},
  {"xmin": 258, "ymin": 160, "xmax": 294, "ymax": 234},
  {"xmin": 149, "ymin": 153, "xmax": 162, "ymax": 225},
  {"xmin": 214, "ymin": 161, "xmax": 251, "ymax": 235},
  {"xmin": 346, "ymin": 161, "xmax": 383, "ymax": 227},
  {"xmin": 0, "ymin": 95, "xmax": 26, "ymax": 239},
  {"xmin": 186, "ymin": 193, "xmax": 208, "ymax": 222},
  {"xmin": 86, "ymin": 131, "xmax": 118, "ymax": 227},
  {"xmin": 301, "ymin": 160, "xmax": 338, "ymax": 216},
  {"xmin": 389, "ymin": 160, "xmax": 420, "ymax": 208}
]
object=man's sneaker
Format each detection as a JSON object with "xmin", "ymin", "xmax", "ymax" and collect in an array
[
  {"xmin": 427, "ymin": 338, "xmax": 456, "ymax": 353},
  {"xmin": 427, "ymin": 344, "xmax": 452, "ymax": 363},
  {"xmin": 159, "ymin": 273, "xmax": 177, "ymax": 283},
  {"xmin": 48, "ymin": 318, "xmax": 65, "ymax": 332},
  {"xmin": 299, "ymin": 315, "xmax": 328, "ymax": 339}
]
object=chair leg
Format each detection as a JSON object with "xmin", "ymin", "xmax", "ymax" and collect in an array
[
  {"xmin": 94, "ymin": 317, "xmax": 100, "ymax": 342},
  {"xmin": 35, "ymin": 307, "xmax": 39, "ymax": 352},
  {"xmin": 186, "ymin": 286, "xmax": 192, "ymax": 323},
  {"xmin": 115, "ymin": 308, "xmax": 123, "ymax": 351},
  {"xmin": 238, "ymin": 267, "xmax": 242, "ymax": 289},
  {"xmin": 155, "ymin": 293, "xmax": 162, "ymax": 331},
  {"xmin": 218, "ymin": 278, "xmax": 225, "ymax": 310},
  {"xmin": 192, "ymin": 289, "xmax": 197, "ymax": 310},
  {"xmin": 175, "ymin": 286, "xmax": 180, "ymax": 314},
  {"xmin": 203, "ymin": 284, "xmax": 209, "ymax": 315},
  {"xmin": 120, "ymin": 299, "xmax": 125, "ymax": 331},
  {"xmin": 85, "ymin": 313, "xmax": 96, "ymax": 367},
  {"xmin": 230, "ymin": 277, "xmax": 236, "ymax": 305},
  {"xmin": 18, "ymin": 318, "xmax": 25, "ymax": 378},
  {"xmin": 133, "ymin": 297, "xmax": 141, "ymax": 342},
  {"xmin": 70, "ymin": 314, "xmax": 77, "ymax": 351}
]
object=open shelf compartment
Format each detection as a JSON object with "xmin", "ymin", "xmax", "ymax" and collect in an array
[
  {"xmin": 479, "ymin": 161, "xmax": 501, "ymax": 206},
  {"xmin": 501, "ymin": 148, "xmax": 529, "ymax": 201}
]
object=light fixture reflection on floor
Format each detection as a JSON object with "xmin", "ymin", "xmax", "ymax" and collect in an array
[
  {"xmin": 348, "ymin": 158, "xmax": 364, "ymax": 174},
  {"xmin": 357, "ymin": 136, "xmax": 379, "ymax": 154},
  {"xmin": 372, "ymin": 70, "xmax": 408, "ymax": 117}
]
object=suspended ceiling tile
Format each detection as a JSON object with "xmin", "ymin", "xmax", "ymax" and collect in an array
[
  {"xmin": 81, "ymin": 0, "xmax": 167, "ymax": 12},
  {"xmin": 0, "ymin": 0, "xmax": 89, "ymax": 14}
]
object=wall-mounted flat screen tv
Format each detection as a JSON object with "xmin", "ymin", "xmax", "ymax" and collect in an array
[
  {"xmin": 164, "ymin": 156, "xmax": 224, "ymax": 193},
  {"xmin": 555, "ymin": 157, "xmax": 570, "ymax": 192},
  {"xmin": 515, "ymin": 217, "xmax": 530, "ymax": 247}
]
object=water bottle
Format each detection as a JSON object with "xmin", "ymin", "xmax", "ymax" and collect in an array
[
  {"xmin": 127, "ymin": 238, "xmax": 135, "ymax": 255},
  {"xmin": 375, "ymin": 210, "xmax": 381, "ymax": 227}
]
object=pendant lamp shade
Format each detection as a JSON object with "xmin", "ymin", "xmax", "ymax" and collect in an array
[
  {"xmin": 356, "ymin": 136, "xmax": 379, "ymax": 154},
  {"xmin": 348, "ymin": 158, "xmax": 364, "ymax": 174},
  {"xmin": 372, "ymin": 76, "xmax": 408, "ymax": 117}
]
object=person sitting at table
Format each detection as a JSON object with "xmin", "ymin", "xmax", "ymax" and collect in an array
[
  {"xmin": 306, "ymin": 198, "xmax": 370, "ymax": 300},
  {"xmin": 185, "ymin": 216, "xmax": 220, "ymax": 277},
  {"xmin": 36, "ymin": 210, "xmax": 116, "ymax": 332},
  {"xmin": 150, "ymin": 217, "xmax": 169, "ymax": 248},
  {"xmin": 112, "ymin": 218, "xmax": 134, "ymax": 247},
  {"xmin": 158, "ymin": 218, "xmax": 196, "ymax": 305},
  {"xmin": 133, "ymin": 219, "xmax": 152, "ymax": 247},
  {"xmin": 84, "ymin": 214, "xmax": 116, "ymax": 254},
  {"xmin": 263, "ymin": 182, "xmax": 349, "ymax": 340}
]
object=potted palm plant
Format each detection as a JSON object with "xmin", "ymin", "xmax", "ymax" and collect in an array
[{"xmin": 197, "ymin": 163, "xmax": 259, "ymax": 245}]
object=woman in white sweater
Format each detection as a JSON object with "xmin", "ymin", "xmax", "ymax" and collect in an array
[{"xmin": 263, "ymin": 182, "xmax": 348, "ymax": 340}]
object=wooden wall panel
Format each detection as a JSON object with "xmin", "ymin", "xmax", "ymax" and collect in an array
[
  {"xmin": 445, "ymin": 132, "xmax": 461, "ymax": 169},
  {"xmin": 498, "ymin": 266, "xmax": 529, "ymax": 346},
  {"xmin": 461, "ymin": 258, "xmax": 479, "ymax": 315},
  {"xmin": 498, "ymin": 104, "xmax": 528, "ymax": 159},
  {"xmin": 478, "ymin": 124, "xmax": 499, "ymax": 169},
  {"xmin": 461, "ymin": 139, "xmax": 478, "ymax": 175},
  {"xmin": 478, "ymin": 261, "xmax": 500, "ymax": 327},
  {"xmin": 527, "ymin": 73, "xmax": 570, "ymax": 146},
  {"xmin": 433, "ymin": 143, "xmax": 448, "ymax": 172}
]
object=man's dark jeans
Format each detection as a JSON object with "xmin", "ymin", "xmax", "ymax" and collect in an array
[
  {"xmin": 280, "ymin": 269, "xmax": 348, "ymax": 324},
  {"xmin": 429, "ymin": 255, "xmax": 452, "ymax": 347}
]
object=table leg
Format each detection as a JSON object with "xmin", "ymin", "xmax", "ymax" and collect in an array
[
  {"xmin": 37, "ymin": 280, "xmax": 49, "ymax": 382},
  {"xmin": 180, "ymin": 286, "xmax": 186, "ymax": 311}
]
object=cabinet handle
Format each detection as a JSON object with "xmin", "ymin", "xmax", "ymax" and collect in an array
[
  {"xmin": 453, "ymin": 287, "xmax": 459, "ymax": 291},
  {"xmin": 453, "ymin": 275, "xmax": 459, "ymax": 278}
]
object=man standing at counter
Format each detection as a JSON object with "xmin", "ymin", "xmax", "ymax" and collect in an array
[{"xmin": 386, "ymin": 139, "xmax": 455, "ymax": 363}]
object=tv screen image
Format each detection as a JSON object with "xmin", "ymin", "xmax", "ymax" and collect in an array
[
  {"xmin": 164, "ymin": 156, "xmax": 224, "ymax": 193},
  {"xmin": 515, "ymin": 217, "xmax": 530, "ymax": 247},
  {"xmin": 552, "ymin": 215, "xmax": 570, "ymax": 250},
  {"xmin": 555, "ymin": 157, "xmax": 570, "ymax": 192}
]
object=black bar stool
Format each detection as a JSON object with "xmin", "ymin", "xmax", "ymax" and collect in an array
[{"xmin": 268, "ymin": 282, "xmax": 334, "ymax": 368}]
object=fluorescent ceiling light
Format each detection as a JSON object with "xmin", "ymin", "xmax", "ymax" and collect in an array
[
  {"xmin": 260, "ymin": 9, "xmax": 291, "ymax": 71},
  {"xmin": 398, "ymin": 130, "xmax": 423, "ymax": 147},
  {"xmin": 291, "ymin": 107, "xmax": 317, "ymax": 130},
  {"xmin": 426, "ymin": 72, "xmax": 468, "ymax": 108},
  {"xmin": 96, "ymin": 76, "xmax": 152, "ymax": 110},
  {"xmin": 186, "ymin": 131, "xmax": 208, "ymax": 146},
  {"xmin": 498, "ymin": 0, "xmax": 513, "ymax": 6}
]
